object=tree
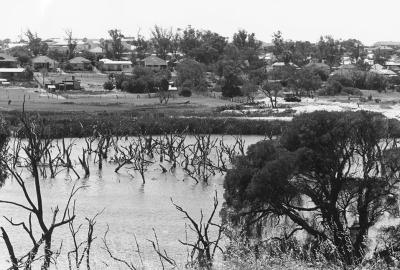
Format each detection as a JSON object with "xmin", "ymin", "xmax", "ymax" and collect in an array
[
  {"xmin": 25, "ymin": 30, "xmax": 48, "ymax": 56},
  {"xmin": 8, "ymin": 46, "xmax": 32, "ymax": 66},
  {"xmin": 134, "ymin": 31, "xmax": 150, "ymax": 60},
  {"xmin": 0, "ymin": 114, "xmax": 84, "ymax": 269},
  {"xmin": 272, "ymin": 31, "xmax": 293, "ymax": 64},
  {"xmin": 223, "ymin": 111, "xmax": 400, "ymax": 265},
  {"xmin": 176, "ymin": 59, "xmax": 206, "ymax": 91},
  {"xmin": 340, "ymin": 39, "xmax": 366, "ymax": 64},
  {"xmin": 108, "ymin": 29, "xmax": 125, "ymax": 60},
  {"xmin": 241, "ymin": 81, "xmax": 258, "ymax": 103},
  {"xmin": 317, "ymin": 36, "xmax": 342, "ymax": 67},
  {"xmin": 151, "ymin": 25, "xmax": 173, "ymax": 59},
  {"xmin": 221, "ymin": 61, "xmax": 242, "ymax": 97},
  {"xmin": 0, "ymin": 117, "xmax": 9, "ymax": 186},
  {"xmin": 65, "ymin": 29, "xmax": 77, "ymax": 60},
  {"xmin": 179, "ymin": 25, "xmax": 201, "ymax": 55},
  {"xmin": 294, "ymin": 68, "xmax": 322, "ymax": 96},
  {"xmin": 261, "ymin": 80, "xmax": 281, "ymax": 108}
]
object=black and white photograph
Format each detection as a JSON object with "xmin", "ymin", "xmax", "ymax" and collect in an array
[{"xmin": 1, "ymin": 0, "xmax": 400, "ymax": 269}]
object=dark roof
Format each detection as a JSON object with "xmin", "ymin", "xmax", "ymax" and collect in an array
[
  {"xmin": 0, "ymin": 53, "xmax": 17, "ymax": 62},
  {"xmin": 32, "ymin": 55, "xmax": 58, "ymax": 64},
  {"xmin": 69, "ymin": 57, "xmax": 91, "ymax": 64},
  {"xmin": 142, "ymin": 55, "xmax": 167, "ymax": 66}
]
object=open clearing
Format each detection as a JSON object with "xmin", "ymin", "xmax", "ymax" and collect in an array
[{"xmin": 0, "ymin": 86, "xmax": 237, "ymax": 114}]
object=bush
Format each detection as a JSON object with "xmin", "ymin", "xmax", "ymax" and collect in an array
[
  {"xmin": 330, "ymin": 73, "xmax": 354, "ymax": 87},
  {"xmin": 323, "ymin": 80, "xmax": 343, "ymax": 95},
  {"xmin": 121, "ymin": 81, "xmax": 130, "ymax": 91},
  {"xmin": 103, "ymin": 81, "xmax": 114, "ymax": 90},
  {"xmin": 365, "ymin": 72, "xmax": 387, "ymax": 91},
  {"xmin": 342, "ymin": 87, "xmax": 362, "ymax": 96},
  {"xmin": 179, "ymin": 89, "xmax": 192, "ymax": 97}
]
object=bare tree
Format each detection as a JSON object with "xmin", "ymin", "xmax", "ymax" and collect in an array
[
  {"xmin": 172, "ymin": 191, "xmax": 224, "ymax": 269},
  {"xmin": 0, "ymin": 113, "xmax": 85, "ymax": 269},
  {"xmin": 65, "ymin": 29, "xmax": 77, "ymax": 60}
]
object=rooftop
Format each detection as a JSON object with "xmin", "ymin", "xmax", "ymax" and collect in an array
[
  {"xmin": 0, "ymin": 53, "xmax": 17, "ymax": 62},
  {"xmin": 69, "ymin": 56, "xmax": 91, "ymax": 64},
  {"xmin": 99, "ymin": 59, "xmax": 132, "ymax": 65},
  {"xmin": 142, "ymin": 55, "xmax": 167, "ymax": 66},
  {"xmin": 32, "ymin": 55, "xmax": 58, "ymax": 64}
]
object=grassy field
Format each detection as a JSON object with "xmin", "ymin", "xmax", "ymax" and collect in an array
[{"xmin": 0, "ymin": 86, "xmax": 236, "ymax": 115}]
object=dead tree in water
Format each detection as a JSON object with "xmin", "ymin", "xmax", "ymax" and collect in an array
[
  {"xmin": 131, "ymin": 136, "xmax": 153, "ymax": 184},
  {"xmin": 0, "ymin": 113, "xmax": 85, "ymax": 269},
  {"xmin": 102, "ymin": 225, "xmax": 143, "ymax": 270},
  {"xmin": 67, "ymin": 203, "xmax": 103, "ymax": 270},
  {"xmin": 172, "ymin": 191, "xmax": 224, "ymax": 269},
  {"xmin": 78, "ymin": 148, "xmax": 90, "ymax": 178}
]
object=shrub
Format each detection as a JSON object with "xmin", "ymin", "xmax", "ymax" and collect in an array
[
  {"xmin": 103, "ymin": 81, "xmax": 114, "ymax": 90},
  {"xmin": 365, "ymin": 72, "xmax": 387, "ymax": 91},
  {"xmin": 121, "ymin": 81, "xmax": 130, "ymax": 91},
  {"xmin": 330, "ymin": 73, "xmax": 354, "ymax": 87},
  {"xmin": 324, "ymin": 80, "xmax": 343, "ymax": 95},
  {"xmin": 179, "ymin": 89, "xmax": 192, "ymax": 97},
  {"xmin": 341, "ymin": 87, "xmax": 362, "ymax": 96}
]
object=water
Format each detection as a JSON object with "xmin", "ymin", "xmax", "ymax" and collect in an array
[{"xmin": 0, "ymin": 135, "xmax": 264, "ymax": 269}]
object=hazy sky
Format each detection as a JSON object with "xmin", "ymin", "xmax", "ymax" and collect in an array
[{"xmin": 1, "ymin": 0, "xmax": 399, "ymax": 45}]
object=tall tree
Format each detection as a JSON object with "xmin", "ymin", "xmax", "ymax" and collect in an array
[
  {"xmin": 107, "ymin": 29, "xmax": 125, "ymax": 60},
  {"xmin": 151, "ymin": 25, "xmax": 173, "ymax": 59},
  {"xmin": 25, "ymin": 30, "xmax": 48, "ymax": 56},
  {"xmin": 317, "ymin": 36, "xmax": 343, "ymax": 67},
  {"xmin": 65, "ymin": 29, "xmax": 77, "ymax": 60}
]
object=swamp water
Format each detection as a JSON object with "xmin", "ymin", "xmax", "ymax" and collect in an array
[{"xmin": 0, "ymin": 135, "xmax": 264, "ymax": 269}]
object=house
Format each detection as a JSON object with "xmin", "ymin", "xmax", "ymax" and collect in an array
[
  {"xmin": 68, "ymin": 57, "xmax": 92, "ymax": 71},
  {"xmin": 370, "ymin": 68, "xmax": 397, "ymax": 77},
  {"xmin": 140, "ymin": 55, "xmax": 167, "ymax": 70},
  {"xmin": 88, "ymin": 46, "xmax": 105, "ymax": 56},
  {"xmin": 46, "ymin": 38, "xmax": 69, "ymax": 53},
  {"xmin": 98, "ymin": 59, "xmax": 132, "ymax": 72},
  {"xmin": 32, "ymin": 55, "xmax": 58, "ymax": 71},
  {"xmin": 0, "ymin": 53, "xmax": 25, "ymax": 80},
  {"xmin": 271, "ymin": 62, "xmax": 299, "ymax": 70},
  {"xmin": 384, "ymin": 61, "xmax": 400, "ymax": 74},
  {"xmin": 0, "ymin": 53, "xmax": 18, "ymax": 68}
]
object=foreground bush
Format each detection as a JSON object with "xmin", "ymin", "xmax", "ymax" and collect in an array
[
  {"xmin": 103, "ymin": 81, "xmax": 114, "ymax": 90},
  {"xmin": 223, "ymin": 111, "xmax": 400, "ymax": 266}
]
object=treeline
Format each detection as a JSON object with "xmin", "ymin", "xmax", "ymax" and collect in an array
[
  {"xmin": 3, "ymin": 26, "xmax": 395, "ymax": 97},
  {"xmin": 2, "ymin": 110, "xmax": 287, "ymax": 138}
]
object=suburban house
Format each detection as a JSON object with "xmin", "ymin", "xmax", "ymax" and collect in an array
[
  {"xmin": 271, "ymin": 62, "xmax": 299, "ymax": 70},
  {"xmin": 46, "ymin": 38, "xmax": 69, "ymax": 53},
  {"xmin": 32, "ymin": 55, "xmax": 58, "ymax": 71},
  {"xmin": 384, "ymin": 61, "xmax": 400, "ymax": 74},
  {"xmin": 0, "ymin": 53, "xmax": 18, "ymax": 68},
  {"xmin": 88, "ymin": 46, "xmax": 105, "ymax": 56},
  {"xmin": 98, "ymin": 59, "xmax": 132, "ymax": 72},
  {"xmin": 0, "ymin": 53, "xmax": 25, "ymax": 80},
  {"xmin": 370, "ymin": 64, "xmax": 397, "ymax": 77},
  {"xmin": 140, "ymin": 55, "xmax": 167, "ymax": 70},
  {"xmin": 68, "ymin": 57, "xmax": 92, "ymax": 71}
]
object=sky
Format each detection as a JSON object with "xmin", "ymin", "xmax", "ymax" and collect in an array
[{"xmin": 1, "ymin": 0, "xmax": 399, "ymax": 45}]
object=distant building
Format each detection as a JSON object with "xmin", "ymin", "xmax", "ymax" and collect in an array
[
  {"xmin": 140, "ymin": 55, "xmax": 167, "ymax": 70},
  {"xmin": 98, "ymin": 59, "xmax": 132, "ymax": 72},
  {"xmin": 271, "ymin": 62, "xmax": 299, "ymax": 70},
  {"xmin": 68, "ymin": 57, "xmax": 92, "ymax": 71},
  {"xmin": 0, "ymin": 53, "xmax": 18, "ymax": 68},
  {"xmin": 373, "ymin": 41, "xmax": 400, "ymax": 48},
  {"xmin": 88, "ymin": 46, "xmax": 105, "ymax": 55},
  {"xmin": 0, "ymin": 53, "xmax": 25, "ymax": 80},
  {"xmin": 384, "ymin": 61, "xmax": 400, "ymax": 74},
  {"xmin": 32, "ymin": 55, "xmax": 58, "ymax": 71}
]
